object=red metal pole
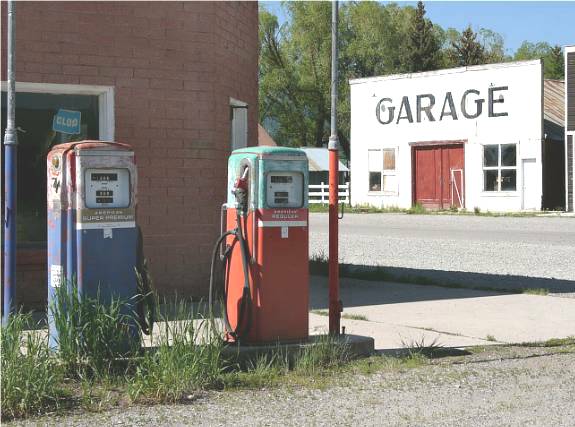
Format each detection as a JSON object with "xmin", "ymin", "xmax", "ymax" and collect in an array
[
  {"xmin": 328, "ymin": 0, "xmax": 341, "ymax": 336},
  {"xmin": 328, "ymin": 148, "xmax": 340, "ymax": 335}
]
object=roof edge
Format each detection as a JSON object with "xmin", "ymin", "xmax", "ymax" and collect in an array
[{"xmin": 349, "ymin": 59, "xmax": 542, "ymax": 86}]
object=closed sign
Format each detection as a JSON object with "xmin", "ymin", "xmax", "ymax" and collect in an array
[{"xmin": 52, "ymin": 109, "xmax": 81, "ymax": 134}]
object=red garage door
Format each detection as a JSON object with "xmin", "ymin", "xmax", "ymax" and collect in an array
[{"xmin": 412, "ymin": 143, "xmax": 465, "ymax": 209}]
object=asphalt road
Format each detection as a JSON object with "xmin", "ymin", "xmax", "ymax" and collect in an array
[{"xmin": 309, "ymin": 213, "xmax": 575, "ymax": 292}]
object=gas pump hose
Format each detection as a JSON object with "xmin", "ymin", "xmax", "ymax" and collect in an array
[
  {"xmin": 208, "ymin": 212, "xmax": 252, "ymax": 341},
  {"xmin": 135, "ymin": 226, "xmax": 155, "ymax": 336}
]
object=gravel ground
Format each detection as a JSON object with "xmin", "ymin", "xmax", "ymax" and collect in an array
[
  {"xmin": 12, "ymin": 346, "xmax": 575, "ymax": 426},
  {"xmin": 309, "ymin": 213, "xmax": 575, "ymax": 294}
]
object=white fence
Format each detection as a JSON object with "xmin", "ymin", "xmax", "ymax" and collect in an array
[{"xmin": 308, "ymin": 182, "xmax": 350, "ymax": 204}]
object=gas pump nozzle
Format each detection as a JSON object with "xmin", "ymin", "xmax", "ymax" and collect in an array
[{"xmin": 232, "ymin": 167, "xmax": 249, "ymax": 214}]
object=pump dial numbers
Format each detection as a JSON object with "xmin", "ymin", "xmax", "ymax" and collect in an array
[
  {"xmin": 84, "ymin": 168, "xmax": 130, "ymax": 209},
  {"xmin": 266, "ymin": 172, "xmax": 303, "ymax": 208}
]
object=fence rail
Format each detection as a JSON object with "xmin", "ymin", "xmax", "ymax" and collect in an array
[{"xmin": 308, "ymin": 182, "xmax": 350, "ymax": 204}]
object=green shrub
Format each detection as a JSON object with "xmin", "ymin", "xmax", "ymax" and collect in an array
[{"xmin": 1, "ymin": 313, "xmax": 65, "ymax": 420}]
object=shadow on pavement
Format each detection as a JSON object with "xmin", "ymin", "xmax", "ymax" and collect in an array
[{"xmin": 309, "ymin": 263, "xmax": 575, "ymax": 310}]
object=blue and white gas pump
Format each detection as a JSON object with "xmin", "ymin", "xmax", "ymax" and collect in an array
[{"xmin": 47, "ymin": 141, "xmax": 152, "ymax": 349}]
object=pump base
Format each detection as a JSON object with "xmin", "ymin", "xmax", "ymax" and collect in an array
[{"xmin": 221, "ymin": 334, "xmax": 375, "ymax": 364}]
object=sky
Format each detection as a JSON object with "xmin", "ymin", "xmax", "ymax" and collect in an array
[{"xmin": 261, "ymin": 1, "xmax": 575, "ymax": 54}]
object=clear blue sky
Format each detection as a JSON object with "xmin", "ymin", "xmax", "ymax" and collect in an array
[{"xmin": 261, "ymin": 1, "xmax": 575, "ymax": 54}]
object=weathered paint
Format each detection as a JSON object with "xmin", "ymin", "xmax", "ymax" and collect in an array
[
  {"xmin": 350, "ymin": 60, "xmax": 544, "ymax": 212},
  {"xmin": 225, "ymin": 147, "xmax": 309, "ymax": 344},
  {"xmin": 47, "ymin": 141, "xmax": 139, "ymax": 349}
]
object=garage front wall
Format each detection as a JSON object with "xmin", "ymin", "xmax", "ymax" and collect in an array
[{"xmin": 350, "ymin": 60, "xmax": 543, "ymax": 212}]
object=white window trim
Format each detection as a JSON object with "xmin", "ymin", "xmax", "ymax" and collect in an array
[
  {"xmin": 1, "ymin": 82, "xmax": 114, "ymax": 141},
  {"xmin": 482, "ymin": 143, "xmax": 518, "ymax": 193},
  {"xmin": 368, "ymin": 147, "xmax": 398, "ymax": 195}
]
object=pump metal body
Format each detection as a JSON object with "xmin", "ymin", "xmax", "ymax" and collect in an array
[
  {"xmin": 211, "ymin": 147, "xmax": 309, "ymax": 344},
  {"xmin": 47, "ymin": 141, "xmax": 149, "ymax": 349}
]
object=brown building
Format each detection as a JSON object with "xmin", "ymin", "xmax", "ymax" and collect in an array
[{"xmin": 1, "ymin": 1, "xmax": 259, "ymax": 308}]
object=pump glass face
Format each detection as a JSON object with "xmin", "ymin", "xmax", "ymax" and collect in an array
[
  {"xmin": 84, "ymin": 168, "xmax": 131, "ymax": 208},
  {"xmin": 266, "ymin": 172, "xmax": 304, "ymax": 208}
]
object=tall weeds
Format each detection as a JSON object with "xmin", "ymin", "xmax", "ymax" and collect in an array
[
  {"xmin": 1, "ymin": 313, "xmax": 64, "ymax": 420},
  {"xmin": 50, "ymin": 284, "xmax": 137, "ymax": 379},
  {"xmin": 127, "ymin": 298, "xmax": 224, "ymax": 403}
]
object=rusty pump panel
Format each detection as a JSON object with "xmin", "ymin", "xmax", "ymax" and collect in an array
[
  {"xmin": 47, "ymin": 141, "xmax": 153, "ymax": 350},
  {"xmin": 209, "ymin": 147, "xmax": 310, "ymax": 344}
]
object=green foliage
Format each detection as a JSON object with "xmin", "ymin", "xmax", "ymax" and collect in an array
[
  {"xmin": 403, "ymin": 1, "xmax": 441, "ymax": 72},
  {"xmin": 514, "ymin": 41, "xmax": 564, "ymax": 79},
  {"xmin": 128, "ymin": 298, "xmax": 224, "ymax": 403},
  {"xmin": 51, "ymin": 283, "xmax": 137, "ymax": 379},
  {"xmin": 449, "ymin": 26, "xmax": 486, "ymax": 66},
  {"xmin": 1, "ymin": 313, "xmax": 65, "ymax": 420}
]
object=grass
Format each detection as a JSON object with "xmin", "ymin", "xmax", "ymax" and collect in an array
[
  {"xmin": 308, "ymin": 203, "xmax": 550, "ymax": 217},
  {"xmin": 310, "ymin": 309, "xmax": 368, "ymax": 321},
  {"xmin": 486, "ymin": 334, "xmax": 497, "ymax": 342},
  {"xmin": 0, "ymin": 290, "xmax": 364, "ymax": 421},
  {"xmin": 50, "ymin": 283, "xmax": 138, "ymax": 379},
  {"xmin": 1, "ymin": 312, "xmax": 66, "ymax": 420},
  {"xmin": 521, "ymin": 288, "xmax": 549, "ymax": 296}
]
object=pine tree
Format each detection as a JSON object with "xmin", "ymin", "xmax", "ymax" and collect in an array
[
  {"xmin": 404, "ymin": 1, "xmax": 440, "ymax": 72},
  {"xmin": 545, "ymin": 45, "xmax": 564, "ymax": 79},
  {"xmin": 450, "ymin": 26, "xmax": 485, "ymax": 66}
]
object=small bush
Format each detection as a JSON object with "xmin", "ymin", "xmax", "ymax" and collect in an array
[
  {"xmin": 474, "ymin": 206, "xmax": 481, "ymax": 214},
  {"xmin": 1, "ymin": 313, "xmax": 65, "ymax": 420}
]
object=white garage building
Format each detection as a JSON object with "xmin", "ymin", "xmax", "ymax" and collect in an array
[{"xmin": 350, "ymin": 60, "xmax": 565, "ymax": 212}]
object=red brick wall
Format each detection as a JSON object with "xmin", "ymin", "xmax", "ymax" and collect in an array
[{"xmin": 1, "ymin": 1, "xmax": 258, "ymax": 307}]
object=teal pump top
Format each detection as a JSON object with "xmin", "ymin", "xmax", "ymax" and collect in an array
[{"xmin": 227, "ymin": 146, "xmax": 309, "ymax": 209}]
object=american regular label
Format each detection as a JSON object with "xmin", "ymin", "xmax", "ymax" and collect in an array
[{"xmin": 52, "ymin": 109, "xmax": 81, "ymax": 135}]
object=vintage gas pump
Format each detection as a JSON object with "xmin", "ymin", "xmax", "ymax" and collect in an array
[
  {"xmin": 210, "ymin": 147, "xmax": 309, "ymax": 344},
  {"xmin": 47, "ymin": 141, "xmax": 152, "ymax": 349}
]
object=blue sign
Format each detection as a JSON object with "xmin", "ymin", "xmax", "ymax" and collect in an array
[{"xmin": 52, "ymin": 109, "xmax": 81, "ymax": 135}]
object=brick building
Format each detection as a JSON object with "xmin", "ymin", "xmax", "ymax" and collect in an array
[{"xmin": 1, "ymin": 1, "xmax": 259, "ymax": 309}]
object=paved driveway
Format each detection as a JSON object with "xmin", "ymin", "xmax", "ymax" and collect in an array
[{"xmin": 309, "ymin": 213, "xmax": 575, "ymax": 293}]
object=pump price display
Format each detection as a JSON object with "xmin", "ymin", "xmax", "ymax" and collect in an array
[
  {"xmin": 266, "ymin": 172, "xmax": 303, "ymax": 208},
  {"xmin": 91, "ymin": 173, "xmax": 118, "ymax": 182},
  {"xmin": 85, "ymin": 168, "xmax": 130, "ymax": 209}
]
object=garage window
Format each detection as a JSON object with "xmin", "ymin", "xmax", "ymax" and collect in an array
[
  {"xmin": 483, "ymin": 144, "xmax": 516, "ymax": 192},
  {"xmin": 368, "ymin": 148, "xmax": 397, "ymax": 193}
]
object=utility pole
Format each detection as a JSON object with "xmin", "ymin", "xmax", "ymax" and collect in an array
[
  {"xmin": 328, "ymin": 0, "xmax": 341, "ymax": 335},
  {"xmin": 3, "ymin": 0, "xmax": 18, "ymax": 325}
]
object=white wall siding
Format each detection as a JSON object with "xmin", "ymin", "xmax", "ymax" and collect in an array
[{"xmin": 350, "ymin": 60, "xmax": 543, "ymax": 212}]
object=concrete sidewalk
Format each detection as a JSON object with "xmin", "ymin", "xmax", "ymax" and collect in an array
[{"xmin": 309, "ymin": 275, "xmax": 575, "ymax": 351}]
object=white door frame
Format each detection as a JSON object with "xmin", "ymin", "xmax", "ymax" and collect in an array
[
  {"xmin": 522, "ymin": 158, "xmax": 537, "ymax": 210},
  {"xmin": 230, "ymin": 97, "xmax": 248, "ymax": 151},
  {"xmin": 1, "ymin": 81, "xmax": 115, "ymax": 140}
]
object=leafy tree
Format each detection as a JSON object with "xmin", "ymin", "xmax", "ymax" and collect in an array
[
  {"xmin": 514, "ymin": 41, "xmax": 564, "ymax": 79},
  {"xmin": 449, "ymin": 25, "xmax": 486, "ymax": 66},
  {"xmin": 478, "ymin": 28, "xmax": 508, "ymax": 63},
  {"xmin": 403, "ymin": 1, "xmax": 440, "ymax": 72}
]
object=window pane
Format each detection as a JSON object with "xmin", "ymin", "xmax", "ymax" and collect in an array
[
  {"xmin": 501, "ymin": 144, "xmax": 516, "ymax": 167},
  {"xmin": 484, "ymin": 170, "xmax": 499, "ymax": 191},
  {"xmin": 1, "ymin": 91, "xmax": 99, "ymax": 243},
  {"xmin": 369, "ymin": 172, "xmax": 382, "ymax": 191},
  {"xmin": 383, "ymin": 149, "xmax": 395, "ymax": 171},
  {"xmin": 383, "ymin": 174, "xmax": 397, "ymax": 192},
  {"xmin": 368, "ymin": 150, "xmax": 382, "ymax": 172},
  {"xmin": 501, "ymin": 169, "xmax": 516, "ymax": 191},
  {"xmin": 483, "ymin": 145, "xmax": 498, "ymax": 167}
]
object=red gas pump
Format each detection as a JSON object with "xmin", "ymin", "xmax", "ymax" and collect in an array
[{"xmin": 209, "ymin": 147, "xmax": 309, "ymax": 344}]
